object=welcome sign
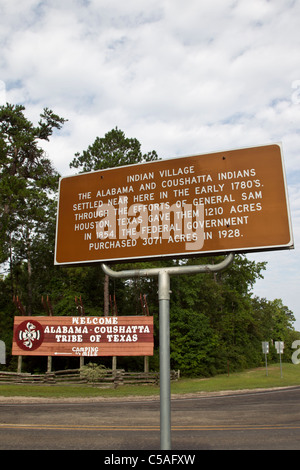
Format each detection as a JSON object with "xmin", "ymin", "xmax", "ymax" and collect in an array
[{"xmin": 12, "ymin": 316, "xmax": 154, "ymax": 357}]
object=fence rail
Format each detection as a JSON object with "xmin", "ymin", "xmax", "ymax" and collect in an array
[{"xmin": 0, "ymin": 369, "xmax": 179, "ymax": 388}]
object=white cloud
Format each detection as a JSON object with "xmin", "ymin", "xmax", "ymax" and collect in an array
[{"xmin": 0, "ymin": 80, "xmax": 6, "ymax": 104}]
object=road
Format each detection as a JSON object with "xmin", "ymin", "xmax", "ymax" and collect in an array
[{"xmin": 0, "ymin": 387, "xmax": 300, "ymax": 450}]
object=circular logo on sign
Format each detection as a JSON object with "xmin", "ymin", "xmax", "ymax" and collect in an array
[{"xmin": 15, "ymin": 320, "xmax": 44, "ymax": 351}]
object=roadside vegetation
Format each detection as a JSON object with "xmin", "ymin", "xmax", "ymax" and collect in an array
[{"xmin": 0, "ymin": 364, "xmax": 299, "ymax": 399}]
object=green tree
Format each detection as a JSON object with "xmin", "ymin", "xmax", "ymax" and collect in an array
[
  {"xmin": 70, "ymin": 127, "xmax": 158, "ymax": 172},
  {"xmin": 0, "ymin": 103, "xmax": 66, "ymax": 311},
  {"xmin": 251, "ymin": 296, "xmax": 296, "ymax": 362},
  {"xmin": 169, "ymin": 255, "xmax": 270, "ymax": 375},
  {"xmin": 70, "ymin": 127, "xmax": 159, "ymax": 317},
  {"xmin": 270, "ymin": 298, "xmax": 295, "ymax": 340}
]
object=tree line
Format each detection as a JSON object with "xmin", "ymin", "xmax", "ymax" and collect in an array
[{"xmin": 0, "ymin": 103, "xmax": 298, "ymax": 376}]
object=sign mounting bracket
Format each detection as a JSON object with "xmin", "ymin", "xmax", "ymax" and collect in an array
[{"xmin": 102, "ymin": 252, "xmax": 235, "ymax": 450}]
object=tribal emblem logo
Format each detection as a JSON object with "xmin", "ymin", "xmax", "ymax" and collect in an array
[{"xmin": 15, "ymin": 320, "xmax": 44, "ymax": 351}]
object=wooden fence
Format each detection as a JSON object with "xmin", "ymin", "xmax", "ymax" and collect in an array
[{"xmin": 0, "ymin": 369, "xmax": 179, "ymax": 388}]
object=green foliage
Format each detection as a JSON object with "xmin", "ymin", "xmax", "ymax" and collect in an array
[
  {"xmin": 0, "ymin": 103, "xmax": 67, "ymax": 315},
  {"xmin": 0, "ymin": 112, "xmax": 297, "ymax": 376},
  {"xmin": 70, "ymin": 126, "xmax": 158, "ymax": 172},
  {"xmin": 80, "ymin": 363, "xmax": 107, "ymax": 382}
]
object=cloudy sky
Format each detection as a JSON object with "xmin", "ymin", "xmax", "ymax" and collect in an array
[{"xmin": 1, "ymin": 0, "xmax": 300, "ymax": 329}]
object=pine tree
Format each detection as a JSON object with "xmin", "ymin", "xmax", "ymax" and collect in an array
[{"xmin": 0, "ymin": 103, "xmax": 66, "ymax": 312}]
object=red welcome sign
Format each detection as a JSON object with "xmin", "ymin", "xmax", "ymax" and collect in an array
[{"xmin": 12, "ymin": 316, "xmax": 154, "ymax": 357}]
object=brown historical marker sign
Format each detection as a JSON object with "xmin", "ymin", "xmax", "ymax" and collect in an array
[
  {"xmin": 54, "ymin": 143, "xmax": 293, "ymax": 265},
  {"xmin": 12, "ymin": 316, "xmax": 154, "ymax": 357}
]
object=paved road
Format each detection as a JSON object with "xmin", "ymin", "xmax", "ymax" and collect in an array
[{"xmin": 0, "ymin": 387, "xmax": 300, "ymax": 450}]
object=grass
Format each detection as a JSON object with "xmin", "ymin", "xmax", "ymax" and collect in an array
[
  {"xmin": 171, "ymin": 363, "xmax": 300, "ymax": 395},
  {"xmin": 0, "ymin": 363, "xmax": 299, "ymax": 399}
]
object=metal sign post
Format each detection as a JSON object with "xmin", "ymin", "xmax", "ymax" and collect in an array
[
  {"xmin": 0, "ymin": 340, "xmax": 5, "ymax": 365},
  {"xmin": 275, "ymin": 341, "xmax": 284, "ymax": 378},
  {"xmin": 262, "ymin": 342, "xmax": 269, "ymax": 376},
  {"xmin": 102, "ymin": 253, "xmax": 234, "ymax": 450}
]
